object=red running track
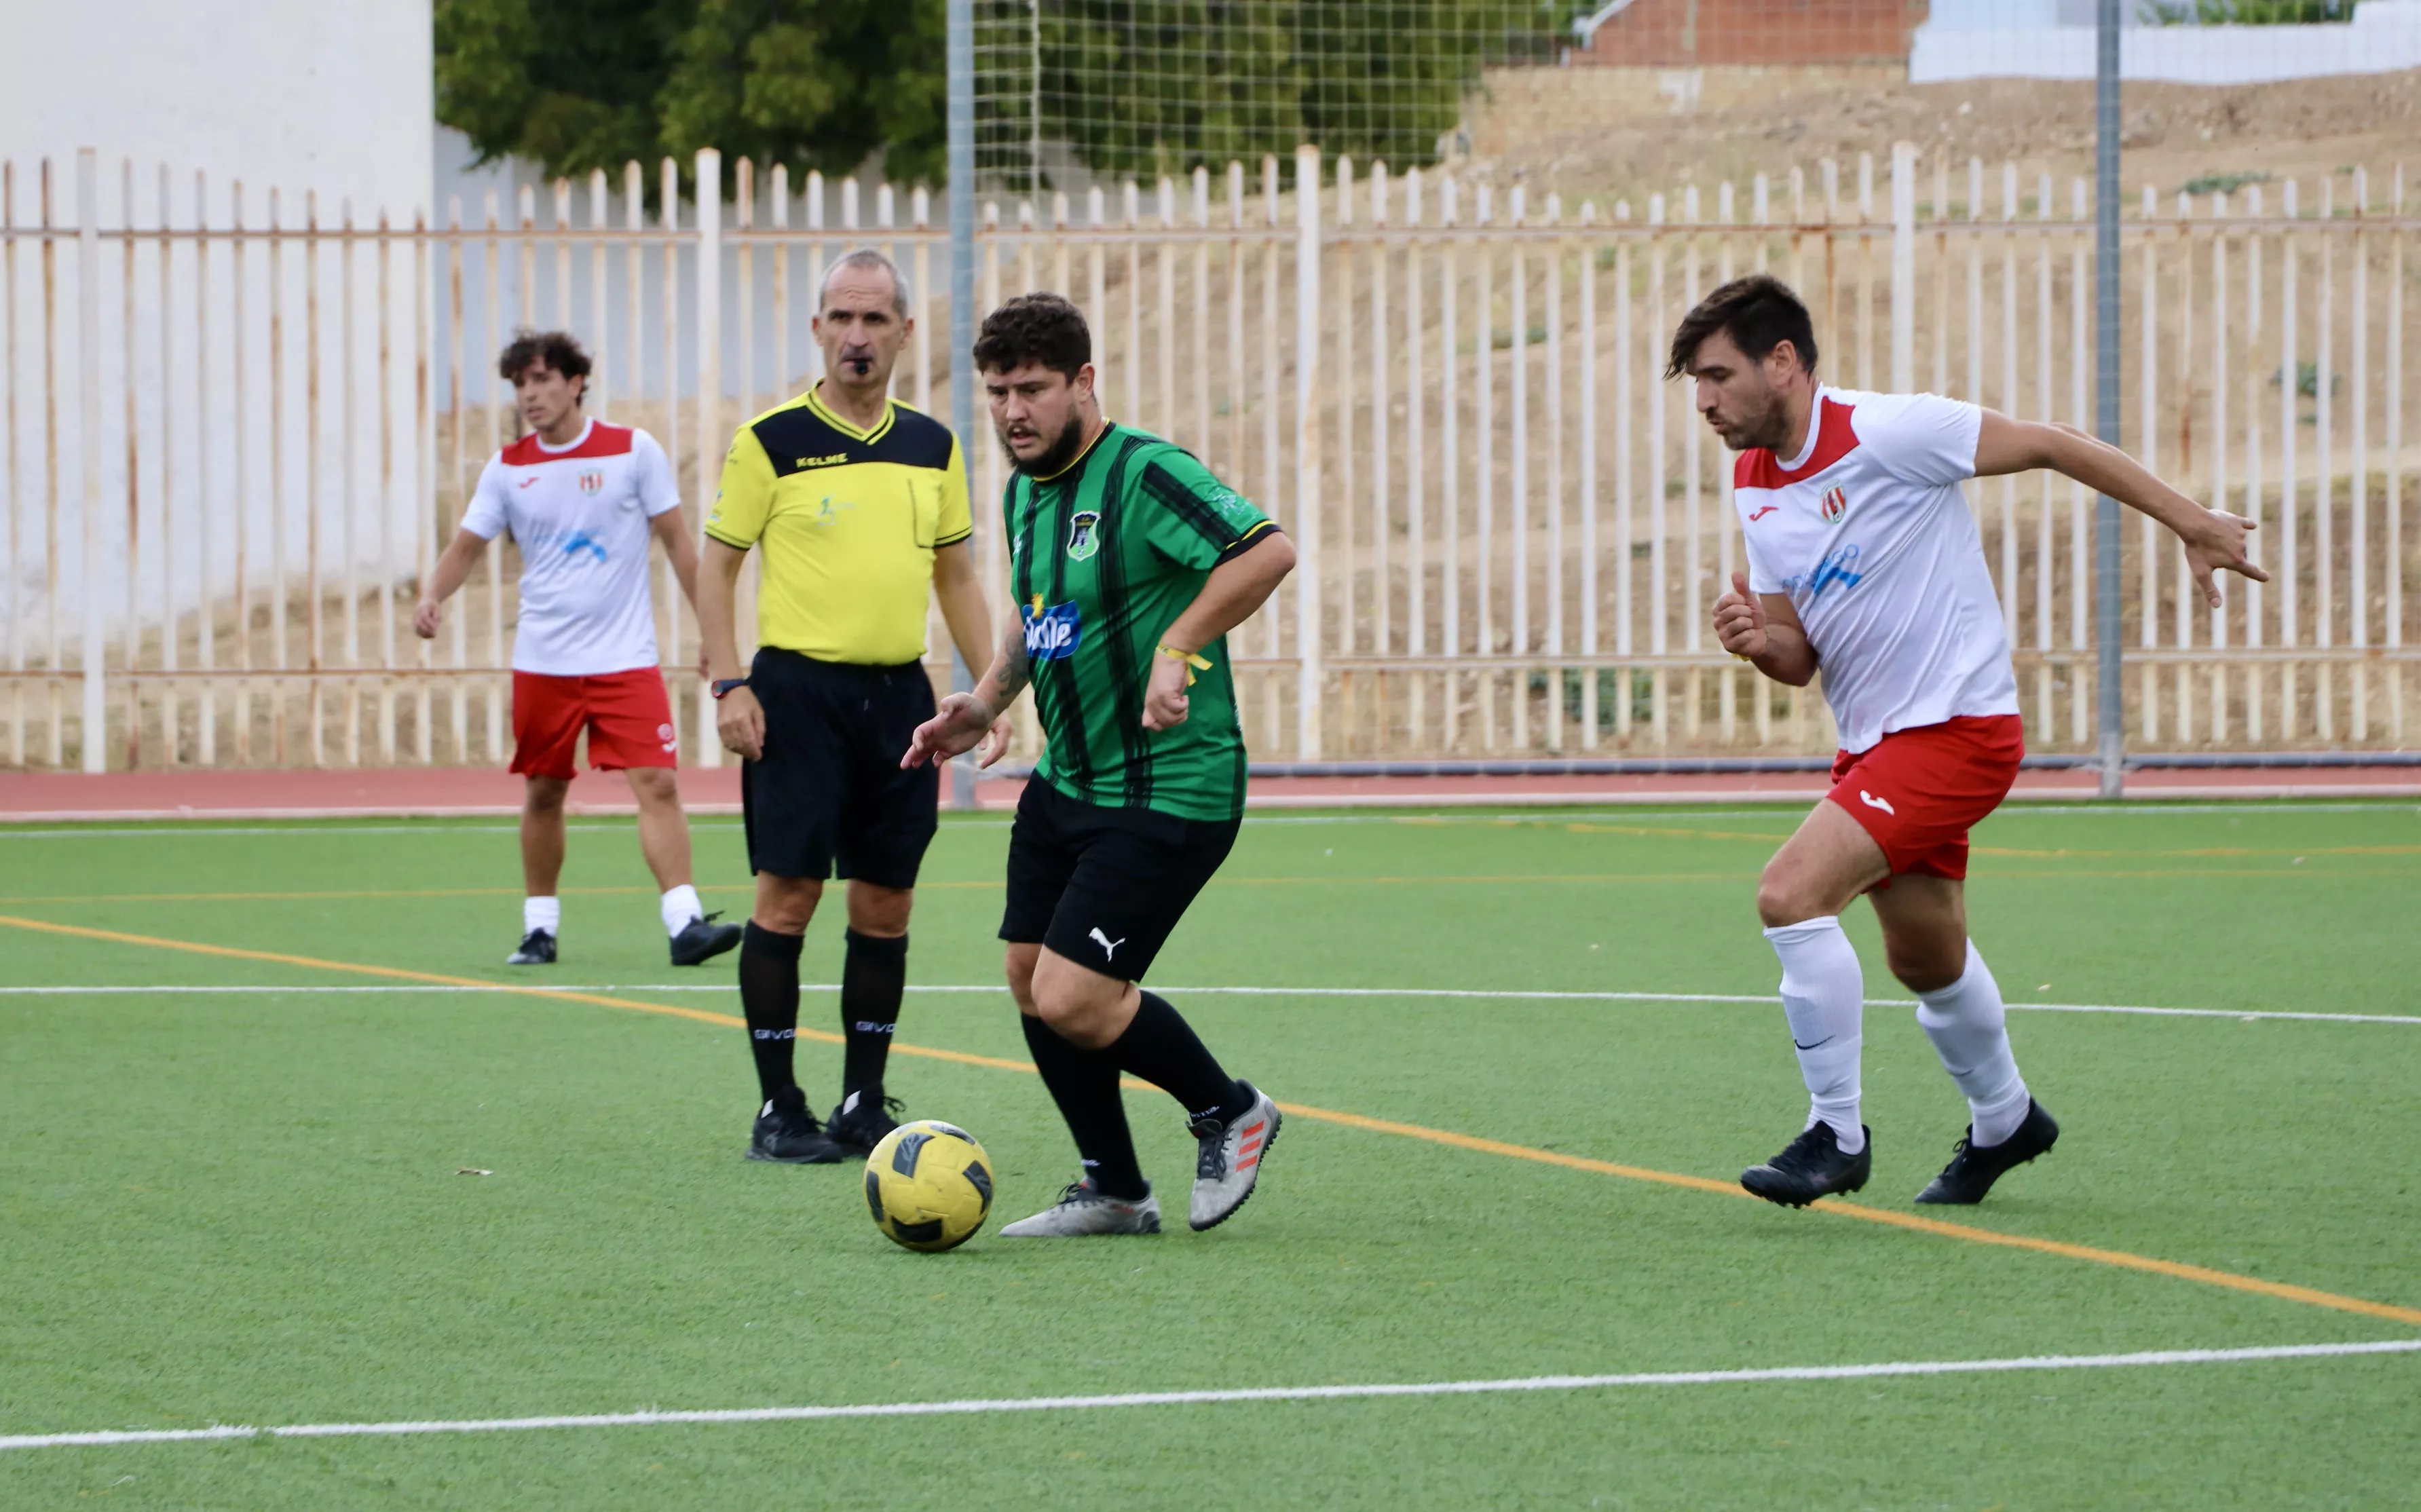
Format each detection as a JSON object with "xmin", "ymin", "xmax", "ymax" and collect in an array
[{"xmin": 1, "ymin": 763, "xmax": 2415, "ymax": 822}]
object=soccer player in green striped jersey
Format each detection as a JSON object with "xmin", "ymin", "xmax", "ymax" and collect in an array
[{"xmin": 903, "ymin": 293, "xmax": 1296, "ymax": 1237}]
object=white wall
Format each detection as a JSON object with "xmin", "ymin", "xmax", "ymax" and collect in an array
[
  {"xmin": 1912, "ymin": 0, "xmax": 2421, "ymax": 83},
  {"xmin": 0, "ymin": 1, "xmax": 431, "ymax": 219},
  {"xmin": 0, "ymin": 1, "xmax": 431, "ymax": 701}
]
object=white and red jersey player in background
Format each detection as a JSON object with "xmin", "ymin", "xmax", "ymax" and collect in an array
[
  {"xmin": 1679, "ymin": 274, "xmax": 2262, "ymax": 1209},
  {"xmin": 415, "ymin": 330, "xmax": 741, "ymax": 970}
]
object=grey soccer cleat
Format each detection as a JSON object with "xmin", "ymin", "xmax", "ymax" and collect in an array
[
  {"xmin": 998, "ymin": 1179, "xmax": 1163, "ymax": 1237},
  {"xmin": 1186, "ymin": 1081, "xmax": 1281, "ymax": 1232}
]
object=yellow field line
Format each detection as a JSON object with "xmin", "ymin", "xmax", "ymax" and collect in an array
[
  {"xmin": 1289, "ymin": 1103, "xmax": 2421, "ymax": 1328},
  {"xmin": 7, "ymin": 910, "xmax": 2418, "ymax": 1331}
]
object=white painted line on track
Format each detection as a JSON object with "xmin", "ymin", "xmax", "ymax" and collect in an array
[
  {"xmin": 6, "ymin": 982, "xmax": 2416, "ymax": 1026},
  {"xmin": 5, "ymin": 1339, "xmax": 2414, "ymax": 1453}
]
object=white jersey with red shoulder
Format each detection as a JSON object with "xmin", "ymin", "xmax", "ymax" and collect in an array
[
  {"xmin": 1734, "ymin": 385, "xmax": 2018, "ymax": 754},
  {"xmin": 461, "ymin": 419, "xmax": 680, "ymax": 677}
]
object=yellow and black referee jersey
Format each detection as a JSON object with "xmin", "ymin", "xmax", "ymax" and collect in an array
[{"xmin": 705, "ymin": 385, "xmax": 973, "ymax": 665}]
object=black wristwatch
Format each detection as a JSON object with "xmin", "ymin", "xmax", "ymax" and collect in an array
[{"xmin": 710, "ymin": 677, "xmax": 751, "ymax": 700}]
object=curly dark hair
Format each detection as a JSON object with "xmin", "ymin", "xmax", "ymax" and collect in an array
[
  {"xmin": 498, "ymin": 329, "xmax": 593, "ymax": 396},
  {"xmin": 1664, "ymin": 274, "xmax": 1818, "ymax": 381},
  {"xmin": 971, "ymin": 292, "xmax": 1091, "ymax": 378}
]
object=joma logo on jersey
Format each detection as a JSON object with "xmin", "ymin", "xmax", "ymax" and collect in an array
[
  {"xmin": 1066, "ymin": 510, "xmax": 1101, "ymax": 561},
  {"xmin": 578, "ymin": 468, "xmax": 604, "ymax": 496},
  {"xmin": 1820, "ymin": 485, "xmax": 1848, "ymax": 525},
  {"xmin": 1021, "ymin": 597, "xmax": 1082, "ymax": 660}
]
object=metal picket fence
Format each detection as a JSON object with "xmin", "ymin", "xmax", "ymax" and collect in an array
[{"xmin": 1, "ymin": 143, "xmax": 2412, "ymax": 771}]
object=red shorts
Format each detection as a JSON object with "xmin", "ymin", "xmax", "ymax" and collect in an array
[
  {"xmin": 1826, "ymin": 713, "xmax": 2023, "ymax": 882},
  {"xmin": 510, "ymin": 668, "xmax": 678, "ymax": 780}
]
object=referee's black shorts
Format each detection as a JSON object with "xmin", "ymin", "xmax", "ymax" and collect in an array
[
  {"xmin": 740, "ymin": 648, "xmax": 938, "ymax": 889},
  {"xmin": 998, "ymin": 778, "xmax": 1241, "ymax": 981}
]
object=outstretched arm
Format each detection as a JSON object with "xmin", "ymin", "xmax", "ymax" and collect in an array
[
  {"xmin": 412, "ymin": 529, "xmax": 491, "ymax": 639},
  {"xmin": 1973, "ymin": 411, "xmax": 2266, "ymax": 607},
  {"xmin": 901, "ymin": 605, "xmax": 1029, "ymax": 770},
  {"xmin": 1142, "ymin": 529, "xmax": 1296, "ymax": 730}
]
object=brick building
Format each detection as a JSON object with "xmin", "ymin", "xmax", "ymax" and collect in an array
[{"xmin": 1572, "ymin": 0, "xmax": 1929, "ymax": 67}]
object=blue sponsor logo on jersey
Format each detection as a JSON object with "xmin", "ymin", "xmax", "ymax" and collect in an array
[
  {"xmin": 561, "ymin": 531, "xmax": 609, "ymax": 563},
  {"xmin": 1021, "ymin": 597, "xmax": 1081, "ymax": 660},
  {"xmin": 1786, "ymin": 543, "xmax": 1864, "ymax": 599}
]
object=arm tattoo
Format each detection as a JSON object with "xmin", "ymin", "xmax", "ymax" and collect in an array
[{"xmin": 994, "ymin": 618, "xmax": 1032, "ymax": 706}]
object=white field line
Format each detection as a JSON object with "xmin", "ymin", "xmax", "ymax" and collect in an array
[
  {"xmin": 4, "ymin": 982, "xmax": 2416, "ymax": 1027},
  {"xmin": 5, "ymin": 1339, "xmax": 2414, "ymax": 1454},
  {"xmin": 3, "ymin": 802, "xmax": 2417, "ymax": 838}
]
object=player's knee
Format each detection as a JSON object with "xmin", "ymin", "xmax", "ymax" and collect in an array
[
  {"xmin": 1030, "ymin": 988, "xmax": 1107, "ymax": 1046},
  {"xmin": 846, "ymin": 883, "xmax": 913, "ymax": 937},
  {"xmin": 753, "ymin": 875, "xmax": 821, "ymax": 934},
  {"xmin": 1885, "ymin": 939, "xmax": 1965, "ymax": 995},
  {"xmin": 624, "ymin": 766, "xmax": 679, "ymax": 806},
  {"xmin": 1755, "ymin": 865, "xmax": 1820, "ymax": 928},
  {"xmin": 1002, "ymin": 945, "xmax": 1040, "ymax": 1011},
  {"xmin": 523, "ymin": 778, "xmax": 569, "ymax": 814}
]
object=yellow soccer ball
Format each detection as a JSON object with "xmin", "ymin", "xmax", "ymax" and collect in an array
[{"xmin": 864, "ymin": 1120, "xmax": 994, "ymax": 1253}]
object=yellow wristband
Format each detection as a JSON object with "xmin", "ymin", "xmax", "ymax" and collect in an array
[{"xmin": 1157, "ymin": 643, "xmax": 1213, "ymax": 687}]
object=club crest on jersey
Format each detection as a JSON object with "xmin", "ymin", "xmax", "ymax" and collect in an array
[
  {"xmin": 1066, "ymin": 509, "xmax": 1101, "ymax": 562},
  {"xmin": 578, "ymin": 468, "xmax": 605, "ymax": 497},
  {"xmin": 1820, "ymin": 484, "xmax": 1848, "ymax": 525},
  {"xmin": 1021, "ymin": 596, "xmax": 1082, "ymax": 660}
]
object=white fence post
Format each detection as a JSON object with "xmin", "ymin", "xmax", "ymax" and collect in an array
[
  {"xmin": 694, "ymin": 147, "xmax": 721, "ymax": 767},
  {"xmin": 77, "ymin": 149, "xmax": 105, "ymax": 773},
  {"xmin": 1294, "ymin": 145, "xmax": 1322, "ymax": 759},
  {"xmin": 1890, "ymin": 141, "xmax": 1915, "ymax": 394}
]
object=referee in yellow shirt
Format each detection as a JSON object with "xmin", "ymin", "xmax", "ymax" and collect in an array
[{"xmin": 697, "ymin": 249, "xmax": 1006, "ymax": 1166}]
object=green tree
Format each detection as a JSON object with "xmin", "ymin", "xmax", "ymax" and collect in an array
[
  {"xmin": 436, "ymin": 0, "xmax": 1565, "ymax": 194},
  {"xmin": 1021, "ymin": 1, "xmax": 1569, "ymax": 184},
  {"xmin": 434, "ymin": 0, "xmax": 947, "ymax": 193}
]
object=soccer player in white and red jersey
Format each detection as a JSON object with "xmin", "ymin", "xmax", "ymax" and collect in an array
[
  {"xmin": 415, "ymin": 330, "xmax": 741, "ymax": 970},
  {"xmin": 1678, "ymin": 276, "xmax": 2263, "ymax": 1207}
]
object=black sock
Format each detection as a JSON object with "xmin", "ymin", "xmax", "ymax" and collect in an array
[
  {"xmin": 1020, "ymin": 1013, "xmax": 1147, "ymax": 1201},
  {"xmin": 1108, "ymin": 991, "xmax": 1252, "ymax": 1129},
  {"xmin": 738, "ymin": 920, "xmax": 804, "ymax": 1103},
  {"xmin": 840, "ymin": 928, "xmax": 907, "ymax": 1106}
]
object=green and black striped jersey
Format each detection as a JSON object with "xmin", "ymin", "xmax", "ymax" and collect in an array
[{"xmin": 1007, "ymin": 423, "xmax": 1278, "ymax": 823}]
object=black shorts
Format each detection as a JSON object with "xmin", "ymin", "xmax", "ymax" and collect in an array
[
  {"xmin": 998, "ymin": 778, "xmax": 1241, "ymax": 981},
  {"xmin": 740, "ymin": 649, "xmax": 939, "ymax": 888}
]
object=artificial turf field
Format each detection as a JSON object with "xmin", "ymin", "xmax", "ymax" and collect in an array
[{"xmin": 3, "ymin": 799, "xmax": 2418, "ymax": 1509}]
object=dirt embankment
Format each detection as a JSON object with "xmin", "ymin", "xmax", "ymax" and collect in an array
[{"xmin": 1465, "ymin": 69, "xmax": 2421, "ymax": 210}]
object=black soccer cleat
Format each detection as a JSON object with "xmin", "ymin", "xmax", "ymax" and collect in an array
[
  {"xmin": 506, "ymin": 928, "xmax": 557, "ymax": 966},
  {"xmin": 1741, "ymin": 1122, "xmax": 1872, "ymax": 1208},
  {"xmin": 823, "ymin": 1092, "xmax": 907, "ymax": 1158},
  {"xmin": 1915, "ymin": 1099, "xmax": 2059, "ymax": 1205},
  {"xmin": 669, "ymin": 911, "xmax": 743, "ymax": 967},
  {"xmin": 747, "ymin": 1086, "xmax": 845, "ymax": 1165}
]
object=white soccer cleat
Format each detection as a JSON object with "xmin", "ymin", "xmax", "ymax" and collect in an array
[
  {"xmin": 998, "ymin": 1179, "xmax": 1163, "ymax": 1237},
  {"xmin": 1186, "ymin": 1082, "xmax": 1280, "ymax": 1231}
]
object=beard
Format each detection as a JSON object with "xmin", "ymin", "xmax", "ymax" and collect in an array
[
  {"xmin": 1713, "ymin": 386, "xmax": 1790, "ymax": 452},
  {"xmin": 1003, "ymin": 411, "xmax": 1087, "ymax": 478}
]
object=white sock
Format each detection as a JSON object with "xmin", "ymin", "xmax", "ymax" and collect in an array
[
  {"xmin": 1915, "ymin": 939, "xmax": 2031, "ymax": 1147},
  {"xmin": 1764, "ymin": 916, "xmax": 1866, "ymax": 1154},
  {"xmin": 660, "ymin": 883, "xmax": 703, "ymax": 937},
  {"xmin": 524, "ymin": 896, "xmax": 561, "ymax": 937}
]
